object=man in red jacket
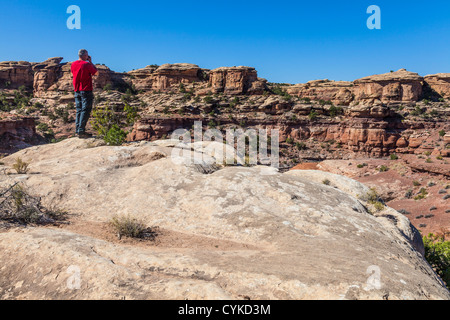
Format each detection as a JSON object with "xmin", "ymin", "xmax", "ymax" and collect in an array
[{"xmin": 71, "ymin": 49, "xmax": 98, "ymax": 138}]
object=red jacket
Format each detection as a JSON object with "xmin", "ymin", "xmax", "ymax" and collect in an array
[{"xmin": 71, "ymin": 60, "xmax": 98, "ymax": 92}]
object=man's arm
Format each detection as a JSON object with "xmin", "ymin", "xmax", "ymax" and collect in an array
[{"xmin": 87, "ymin": 56, "xmax": 98, "ymax": 75}]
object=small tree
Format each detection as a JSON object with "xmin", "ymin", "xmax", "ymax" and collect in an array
[{"xmin": 91, "ymin": 103, "xmax": 139, "ymax": 146}]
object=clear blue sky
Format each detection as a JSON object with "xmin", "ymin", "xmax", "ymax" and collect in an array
[{"xmin": 1, "ymin": 0, "xmax": 449, "ymax": 84}]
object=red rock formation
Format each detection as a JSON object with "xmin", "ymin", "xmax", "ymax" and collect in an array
[
  {"xmin": 0, "ymin": 115, "xmax": 38, "ymax": 153},
  {"xmin": 286, "ymin": 80, "xmax": 354, "ymax": 106},
  {"xmin": 209, "ymin": 66, "xmax": 267, "ymax": 95},
  {"xmin": 32, "ymin": 57, "xmax": 65, "ymax": 94},
  {"xmin": 353, "ymin": 69, "xmax": 423, "ymax": 105},
  {"xmin": 0, "ymin": 61, "xmax": 34, "ymax": 89},
  {"xmin": 424, "ymin": 73, "xmax": 450, "ymax": 99},
  {"xmin": 128, "ymin": 63, "xmax": 203, "ymax": 92}
]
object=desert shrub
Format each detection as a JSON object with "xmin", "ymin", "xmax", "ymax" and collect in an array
[
  {"xmin": 366, "ymin": 188, "xmax": 379, "ymax": 203},
  {"xmin": 299, "ymin": 97, "xmax": 311, "ymax": 103},
  {"xmin": 357, "ymin": 163, "xmax": 368, "ymax": 169},
  {"xmin": 229, "ymin": 97, "xmax": 240, "ymax": 108},
  {"xmin": 103, "ymin": 83, "xmax": 112, "ymax": 92},
  {"xmin": 207, "ymin": 120, "xmax": 217, "ymax": 128},
  {"xmin": 36, "ymin": 122, "xmax": 49, "ymax": 133},
  {"xmin": 0, "ymin": 183, "xmax": 68, "ymax": 225},
  {"xmin": 423, "ymin": 234, "xmax": 450, "ymax": 289},
  {"xmin": 12, "ymin": 157, "xmax": 30, "ymax": 174},
  {"xmin": 405, "ymin": 189, "xmax": 413, "ymax": 199},
  {"xmin": 12, "ymin": 86, "xmax": 32, "ymax": 110},
  {"xmin": 413, "ymin": 180, "xmax": 421, "ymax": 186},
  {"xmin": 318, "ymin": 99, "xmax": 332, "ymax": 106},
  {"xmin": 109, "ymin": 215, "xmax": 158, "ymax": 240},
  {"xmin": 203, "ymin": 95, "xmax": 213, "ymax": 104},
  {"xmin": 329, "ymin": 105, "xmax": 343, "ymax": 117},
  {"xmin": 296, "ymin": 142, "xmax": 307, "ymax": 150},
  {"xmin": 308, "ymin": 110, "xmax": 318, "ymax": 121},
  {"xmin": 123, "ymin": 103, "xmax": 139, "ymax": 126},
  {"xmin": 104, "ymin": 124, "xmax": 128, "ymax": 146},
  {"xmin": 322, "ymin": 179, "xmax": 331, "ymax": 186},
  {"xmin": 162, "ymin": 106, "xmax": 170, "ymax": 114},
  {"xmin": 373, "ymin": 201, "xmax": 385, "ymax": 212},
  {"xmin": 439, "ymin": 130, "xmax": 446, "ymax": 137},
  {"xmin": 398, "ymin": 209, "xmax": 411, "ymax": 215},
  {"xmin": 390, "ymin": 154, "xmax": 399, "ymax": 160},
  {"xmin": 55, "ymin": 106, "xmax": 71, "ymax": 123},
  {"xmin": 414, "ymin": 188, "xmax": 428, "ymax": 200},
  {"xmin": 272, "ymin": 85, "xmax": 290, "ymax": 98},
  {"xmin": 91, "ymin": 103, "xmax": 138, "ymax": 146},
  {"xmin": 285, "ymin": 137, "xmax": 294, "ymax": 145},
  {"xmin": 378, "ymin": 165, "xmax": 389, "ymax": 172}
]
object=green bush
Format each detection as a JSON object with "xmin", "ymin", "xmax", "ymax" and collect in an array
[
  {"xmin": 203, "ymin": 95, "xmax": 213, "ymax": 104},
  {"xmin": 423, "ymin": 234, "xmax": 450, "ymax": 289},
  {"xmin": 414, "ymin": 188, "xmax": 428, "ymax": 200},
  {"xmin": 390, "ymin": 154, "xmax": 399, "ymax": 160},
  {"xmin": 104, "ymin": 124, "xmax": 128, "ymax": 146},
  {"xmin": 295, "ymin": 142, "xmax": 307, "ymax": 150},
  {"xmin": 103, "ymin": 83, "xmax": 113, "ymax": 92},
  {"xmin": 329, "ymin": 105, "xmax": 343, "ymax": 117},
  {"xmin": 109, "ymin": 215, "xmax": 158, "ymax": 240},
  {"xmin": 91, "ymin": 103, "xmax": 138, "ymax": 146},
  {"xmin": 12, "ymin": 157, "xmax": 30, "ymax": 174},
  {"xmin": 308, "ymin": 110, "xmax": 318, "ymax": 121},
  {"xmin": 36, "ymin": 123, "xmax": 49, "ymax": 133}
]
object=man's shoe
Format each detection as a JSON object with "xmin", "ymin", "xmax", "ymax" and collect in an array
[{"xmin": 78, "ymin": 132, "xmax": 93, "ymax": 139}]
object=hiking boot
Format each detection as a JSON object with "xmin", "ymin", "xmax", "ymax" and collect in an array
[{"xmin": 78, "ymin": 132, "xmax": 93, "ymax": 139}]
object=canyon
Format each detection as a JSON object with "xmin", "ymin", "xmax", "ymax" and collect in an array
[
  {"xmin": 0, "ymin": 57, "xmax": 448, "ymax": 240},
  {"xmin": 0, "ymin": 57, "xmax": 449, "ymax": 300}
]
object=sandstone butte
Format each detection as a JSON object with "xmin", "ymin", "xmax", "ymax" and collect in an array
[
  {"xmin": 0, "ymin": 138, "xmax": 449, "ymax": 300},
  {"xmin": 0, "ymin": 58, "xmax": 449, "ymax": 300}
]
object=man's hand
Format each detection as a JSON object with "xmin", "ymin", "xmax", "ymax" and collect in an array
[{"xmin": 88, "ymin": 55, "xmax": 92, "ymax": 63}]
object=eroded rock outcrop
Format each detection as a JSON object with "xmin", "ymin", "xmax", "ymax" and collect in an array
[
  {"xmin": 209, "ymin": 66, "xmax": 267, "ymax": 95},
  {"xmin": 0, "ymin": 61, "xmax": 34, "ymax": 90},
  {"xmin": 0, "ymin": 138, "xmax": 448, "ymax": 299},
  {"xmin": 128, "ymin": 63, "xmax": 203, "ymax": 92},
  {"xmin": 0, "ymin": 115, "xmax": 38, "ymax": 153},
  {"xmin": 353, "ymin": 69, "xmax": 423, "ymax": 105},
  {"xmin": 286, "ymin": 80, "xmax": 354, "ymax": 106},
  {"xmin": 424, "ymin": 73, "xmax": 450, "ymax": 99}
]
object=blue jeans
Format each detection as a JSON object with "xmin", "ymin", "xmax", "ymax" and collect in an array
[{"xmin": 74, "ymin": 91, "xmax": 94, "ymax": 134}]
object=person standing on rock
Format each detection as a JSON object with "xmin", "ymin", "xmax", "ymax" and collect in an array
[{"xmin": 71, "ymin": 49, "xmax": 98, "ymax": 138}]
